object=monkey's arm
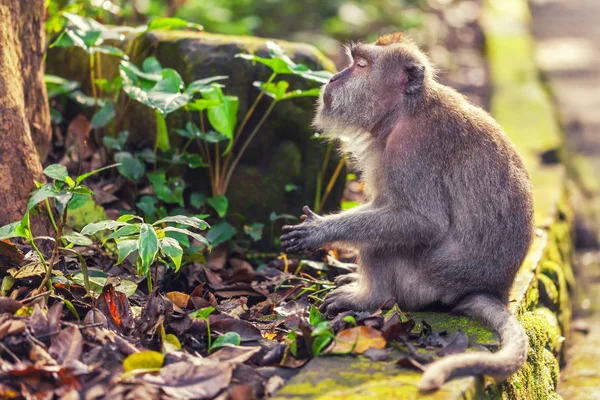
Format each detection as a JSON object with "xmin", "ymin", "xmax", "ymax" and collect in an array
[{"xmin": 280, "ymin": 203, "xmax": 449, "ymax": 253}]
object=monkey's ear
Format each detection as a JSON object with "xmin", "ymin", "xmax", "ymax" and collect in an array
[{"xmin": 404, "ymin": 64, "xmax": 425, "ymax": 95}]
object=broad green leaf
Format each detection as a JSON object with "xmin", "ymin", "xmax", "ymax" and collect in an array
[
  {"xmin": 62, "ymin": 232, "xmax": 93, "ymax": 246},
  {"xmin": 143, "ymin": 57, "xmax": 162, "ymax": 73},
  {"xmin": 205, "ymin": 221, "xmax": 236, "ymax": 247},
  {"xmin": 123, "ymin": 350, "xmax": 164, "ymax": 373},
  {"xmin": 117, "ymin": 214, "xmax": 143, "ymax": 223},
  {"xmin": 71, "ymin": 269, "xmax": 138, "ymax": 297},
  {"xmin": 235, "ymin": 53, "xmax": 292, "ymax": 74},
  {"xmin": 309, "ymin": 305, "xmax": 325, "ymax": 326},
  {"xmin": 45, "ymin": 75, "xmax": 80, "ymax": 99},
  {"xmin": 138, "ymin": 224, "xmax": 159, "ymax": 275},
  {"xmin": 75, "ymin": 163, "xmax": 120, "ymax": 185},
  {"xmin": 211, "ymin": 332, "xmax": 241, "ymax": 351},
  {"xmin": 66, "ymin": 193, "xmax": 90, "ymax": 210},
  {"xmin": 147, "ymin": 173, "xmax": 184, "ymax": 206},
  {"xmin": 107, "ymin": 225, "xmax": 139, "ymax": 241},
  {"xmin": 103, "ymin": 130, "xmax": 128, "ymax": 151},
  {"xmin": 44, "ymin": 164, "xmax": 68, "ymax": 181},
  {"xmin": 0, "ymin": 221, "xmax": 25, "ymax": 241},
  {"xmin": 81, "ymin": 220, "xmax": 129, "ymax": 236},
  {"xmin": 312, "ymin": 334, "xmax": 332, "ymax": 357},
  {"xmin": 91, "ymin": 45, "xmax": 126, "ymax": 58},
  {"xmin": 91, "ymin": 103, "xmax": 116, "ymax": 129},
  {"xmin": 147, "ymin": 17, "xmax": 202, "ymax": 32},
  {"xmin": 206, "ymin": 195, "xmax": 228, "ymax": 218},
  {"xmin": 27, "ymin": 184, "xmax": 58, "ymax": 213},
  {"xmin": 185, "ymin": 76, "xmax": 228, "ymax": 95},
  {"xmin": 190, "ymin": 306, "xmax": 214, "ymax": 320},
  {"xmin": 1, "ymin": 276, "xmax": 14, "ymax": 296},
  {"xmin": 243, "ymin": 223, "xmax": 264, "ymax": 241},
  {"xmin": 161, "ymin": 227, "xmax": 209, "ymax": 248},
  {"xmin": 186, "ymin": 99, "xmax": 221, "ymax": 111},
  {"xmin": 282, "ymin": 87, "xmax": 322, "ymax": 99},
  {"xmin": 153, "ymin": 215, "xmax": 209, "ymax": 230},
  {"xmin": 190, "ymin": 192, "xmax": 206, "ymax": 209},
  {"xmin": 165, "ymin": 230, "xmax": 190, "ymax": 248},
  {"xmin": 162, "ymin": 333, "xmax": 181, "ymax": 353},
  {"xmin": 116, "ymin": 239, "xmax": 138, "ymax": 265},
  {"xmin": 114, "ymin": 152, "xmax": 145, "ymax": 182},
  {"xmin": 159, "ymin": 237, "xmax": 183, "ymax": 272},
  {"xmin": 181, "ymin": 153, "xmax": 206, "ymax": 169},
  {"xmin": 201, "ymin": 86, "xmax": 238, "ymax": 154},
  {"xmin": 253, "ymin": 80, "xmax": 289, "ymax": 101},
  {"xmin": 154, "ymin": 110, "xmax": 171, "ymax": 152}
]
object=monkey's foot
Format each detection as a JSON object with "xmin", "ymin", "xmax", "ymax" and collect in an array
[
  {"xmin": 335, "ymin": 273, "xmax": 360, "ymax": 287},
  {"xmin": 320, "ymin": 285, "xmax": 366, "ymax": 316}
]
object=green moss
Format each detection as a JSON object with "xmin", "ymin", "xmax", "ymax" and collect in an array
[
  {"xmin": 411, "ymin": 312, "xmax": 497, "ymax": 347},
  {"xmin": 538, "ymin": 274, "xmax": 559, "ymax": 310},
  {"xmin": 485, "ymin": 311, "xmax": 561, "ymax": 400}
]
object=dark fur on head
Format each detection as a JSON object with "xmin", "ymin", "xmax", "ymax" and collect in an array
[{"xmin": 285, "ymin": 33, "xmax": 534, "ymax": 391}]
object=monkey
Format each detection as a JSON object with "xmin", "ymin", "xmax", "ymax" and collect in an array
[{"xmin": 280, "ymin": 32, "xmax": 534, "ymax": 392}]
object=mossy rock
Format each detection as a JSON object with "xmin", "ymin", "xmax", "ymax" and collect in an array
[{"xmin": 49, "ymin": 30, "xmax": 345, "ymax": 220}]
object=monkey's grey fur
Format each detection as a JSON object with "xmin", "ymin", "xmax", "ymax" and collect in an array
[{"xmin": 280, "ymin": 33, "xmax": 534, "ymax": 391}]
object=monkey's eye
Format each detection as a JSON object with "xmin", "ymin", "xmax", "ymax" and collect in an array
[{"xmin": 356, "ymin": 58, "xmax": 368, "ymax": 68}]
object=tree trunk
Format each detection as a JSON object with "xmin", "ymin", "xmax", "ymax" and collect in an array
[{"xmin": 0, "ymin": 0, "xmax": 51, "ymax": 227}]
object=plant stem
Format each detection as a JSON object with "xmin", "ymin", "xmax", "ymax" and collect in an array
[
  {"xmin": 206, "ymin": 319, "xmax": 212, "ymax": 353},
  {"xmin": 198, "ymin": 112, "xmax": 215, "ymax": 195},
  {"xmin": 221, "ymin": 100, "xmax": 277, "ymax": 194},
  {"xmin": 44, "ymin": 199, "xmax": 58, "ymax": 234},
  {"xmin": 35, "ymin": 207, "xmax": 68, "ymax": 294},
  {"xmin": 220, "ymin": 72, "xmax": 277, "ymax": 185},
  {"xmin": 319, "ymin": 154, "xmax": 347, "ymax": 212},
  {"xmin": 147, "ymin": 270, "xmax": 153, "ymax": 293},
  {"xmin": 89, "ymin": 54, "xmax": 97, "ymax": 108}
]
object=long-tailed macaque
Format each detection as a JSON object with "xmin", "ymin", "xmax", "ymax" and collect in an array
[{"xmin": 280, "ymin": 33, "xmax": 533, "ymax": 391}]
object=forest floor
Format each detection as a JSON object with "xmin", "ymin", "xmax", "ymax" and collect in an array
[{"xmin": 531, "ymin": 0, "xmax": 600, "ymax": 398}]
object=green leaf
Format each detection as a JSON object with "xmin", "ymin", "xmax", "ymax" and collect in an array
[
  {"xmin": 185, "ymin": 76, "xmax": 228, "ymax": 95},
  {"xmin": 91, "ymin": 103, "xmax": 116, "ymax": 129},
  {"xmin": 71, "ymin": 269, "xmax": 138, "ymax": 297},
  {"xmin": 81, "ymin": 220, "xmax": 129, "ymax": 236},
  {"xmin": 143, "ymin": 57, "xmax": 162, "ymax": 73},
  {"xmin": 254, "ymin": 80, "xmax": 289, "ymax": 101},
  {"xmin": 0, "ymin": 221, "xmax": 25, "ymax": 241},
  {"xmin": 154, "ymin": 110, "xmax": 170, "ymax": 152},
  {"xmin": 159, "ymin": 237, "xmax": 183, "ymax": 272},
  {"xmin": 91, "ymin": 45, "xmax": 127, "ymax": 58},
  {"xmin": 123, "ymin": 350, "xmax": 164, "ymax": 373},
  {"xmin": 62, "ymin": 232, "xmax": 93, "ymax": 246},
  {"xmin": 75, "ymin": 163, "xmax": 120, "ymax": 186},
  {"xmin": 107, "ymin": 225, "xmax": 139, "ymax": 241},
  {"xmin": 161, "ymin": 227, "xmax": 209, "ymax": 248},
  {"xmin": 116, "ymin": 239, "xmax": 138, "ymax": 265},
  {"xmin": 309, "ymin": 305, "xmax": 325, "ymax": 326},
  {"xmin": 206, "ymin": 221, "xmax": 236, "ymax": 247},
  {"xmin": 243, "ymin": 223, "xmax": 264, "ymax": 241},
  {"xmin": 103, "ymin": 130, "xmax": 128, "ymax": 151},
  {"xmin": 190, "ymin": 306, "xmax": 214, "ymax": 320},
  {"xmin": 147, "ymin": 172, "xmax": 184, "ymax": 206},
  {"xmin": 312, "ymin": 334, "xmax": 332, "ymax": 357},
  {"xmin": 190, "ymin": 192, "xmax": 206, "ymax": 209},
  {"xmin": 206, "ymin": 195, "xmax": 228, "ymax": 218},
  {"xmin": 201, "ymin": 86, "xmax": 238, "ymax": 154},
  {"xmin": 146, "ymin": 17, "xmax": 202, "ymax": 32},
  {"xmin": 1, "ymin": 276, "xmax": 15, "ymax": 296},
  {"xmin": 114, "ymin": 152, "xmax": 145, "ymax": 181},
  {"xmin": 138, "ymin": 224, "xmax": 159, "ymax": 275},
  {"xmin": 27, "ymin": 184, "xmax": 58, "ymax": 213},
  {"xmin": 235, "ymin": 53, "xmax": 292, "ymax": 75},
  {"xmin": 153, "ymin": 215, "xmax": 209, "ymax": 230},
  {"xmin": 117, "ymin": 214, "xmax": 143, "ymax": 223},
  {"xmin": 44, "ymin": 164, "xmax": 69, "ymax": 181},
  {"xmin": 211, "ymin": 332, "xmax": 241, "ymax": 351},
  {"xmin": 186, "ymin": 98, "xmax": 222, "ymax": 111}
]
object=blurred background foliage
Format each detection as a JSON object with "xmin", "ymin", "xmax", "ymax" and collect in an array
[{"xmin": 46, "ymin": 0, "xmax": 455, "ymax": 65}]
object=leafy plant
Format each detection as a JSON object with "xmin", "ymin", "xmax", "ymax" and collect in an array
[
  {"xmin": 81, "ymin": 214, "xmax": 210, "ymax": 291},
  {"xmin": 0, "ymin": 163, "xmax": 118, "ymax": 295},
  {"xmin": 189, "ymin": 306, "xmax": 240, "ymax": 353}
]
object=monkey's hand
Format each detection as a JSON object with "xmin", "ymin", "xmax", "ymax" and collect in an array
[{"xmin": 280, "ymin": 206, "xmax": 324, "ymax": 253}]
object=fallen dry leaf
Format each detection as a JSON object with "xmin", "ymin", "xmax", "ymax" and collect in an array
[
  {"xmin": 145, "ymin": 361, "xmax": 233, "ymax": 399},
  {"xmin": 0, "ymin": 318, "xmax": 26, "ymax": 340},
  {"xmin": 166, "ymin": 291, "xmax": 190, "ymax": 309},
  {"xmin": 96, "ymin": 284, "xmax": 134, "ymax": 333},
  {"xmin": 328, "ymin": 326, "xmax": 386, "ymax": 354},
  {"xmin": 49, "ymin": 325, "xmax": 83, "ymax": 364}
]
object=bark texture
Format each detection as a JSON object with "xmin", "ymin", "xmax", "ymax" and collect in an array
[{"xmin": 0, "ymin": 0, "xmax": 51, "ymax": 226}]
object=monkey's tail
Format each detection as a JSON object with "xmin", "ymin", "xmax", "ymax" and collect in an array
[{"xmin": 418, "ymin": 293, "xmax": 528, "ymax": 392}]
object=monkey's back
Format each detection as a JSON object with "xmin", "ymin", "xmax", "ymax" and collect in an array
[{"xmin": 414, "ymin": 84, "xmax": 534, "ymax": 303}]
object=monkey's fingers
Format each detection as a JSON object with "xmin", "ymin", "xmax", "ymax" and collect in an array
[
  {"xmin": 280, "ymin": 230, "xmax": 304, "ymax": 242},
  {"xmin": 281, "ymin": 224, "xmax": 308, "ymax": 233},
  {"xmin": 302, "ymin": 205, "xmax": 320, "ymax": 221}
]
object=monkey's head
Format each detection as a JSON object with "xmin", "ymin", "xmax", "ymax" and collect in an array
[{"xmin": 313, "ymin": 33, "xmax": 433, "ymax": 140}]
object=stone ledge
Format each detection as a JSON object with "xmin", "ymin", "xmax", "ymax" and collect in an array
[{"xmin": 274, "ymin": 0, "xmax": 574, "ymax": 399}]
